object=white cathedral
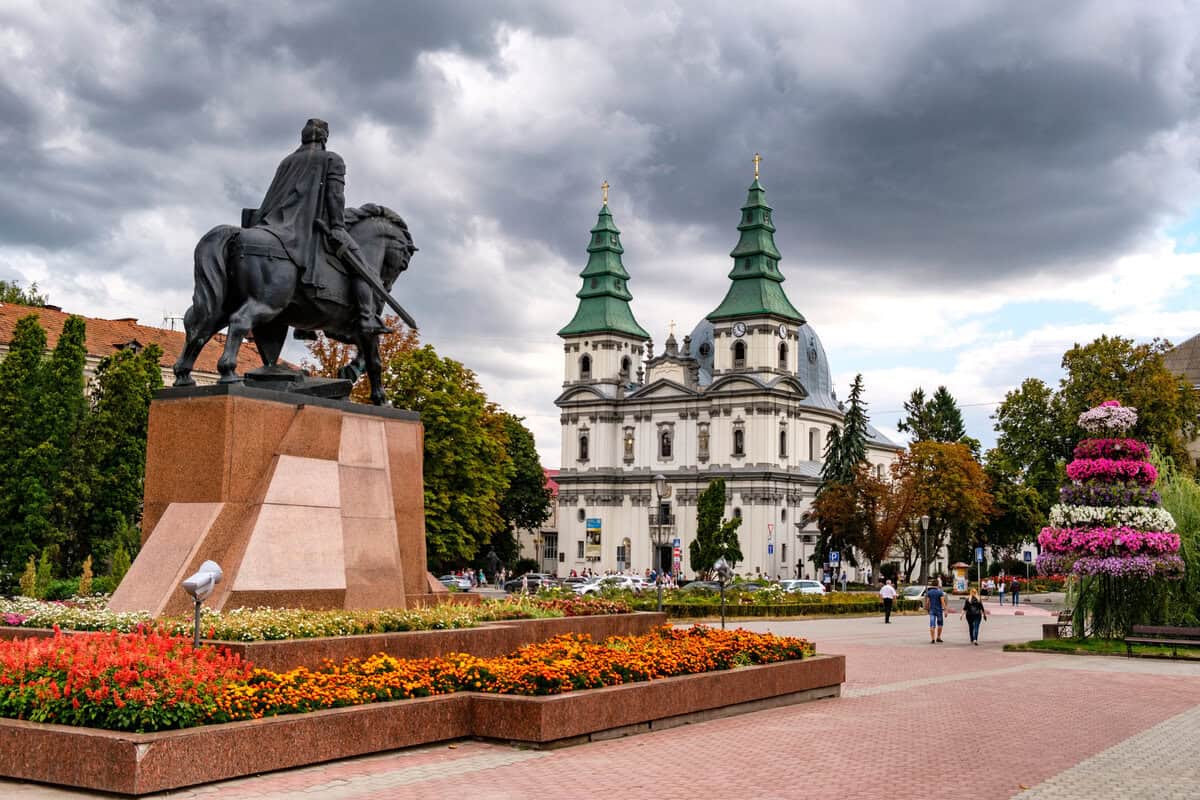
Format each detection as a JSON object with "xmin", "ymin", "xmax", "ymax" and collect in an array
[{"xmin": 552, "ymin": 166, "xmax": 901, "ymax": 579}]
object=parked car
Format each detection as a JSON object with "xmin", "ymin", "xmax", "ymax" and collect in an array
[
  {"xmin": 900, "ymin": 585, "xmax": 930, "ymax": 603},
  {"xmin": 438, "ymin": 574, "xmax": 472, "ymax": 591},
  {"xmin": 780, "ymin": 579, "xmax": 826, "ymax": 595},
  {"xmin": 578, "ymin": 575, "xmax": 646, "ymax": 595},
  {"xmin": 503, "ymin": 573, "xmax": 558, "ymax": 593},
  {"xmin": 676, "ymin": 580, "xmax": 723, "ymax": 593}
]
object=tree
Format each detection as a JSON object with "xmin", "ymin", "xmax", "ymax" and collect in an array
[
  {"xmin": 58, "ymin": 344, "xmax": 163, "ymax": 571},
  {"xmin": 906, "ymin": 441, "xmax": 995, "ymax": 571},
  {"xmin": 689, "ymin": 478, "xmax": 743, "ymax": 578},
  {"xmin": 494, "ymin": 413, "xmax": 551, "ymax": 566},
  {"xmin": 301, "ymin": 316, "xmax": 419, "ymax": 403},
  {"xmin": 0, "ymin": 279, "xmax": 47, "ymax": 307},
  {"xmin": 992, "ymin": 378, "xmax": 1072, "ymax": 513},
  {"xmin": 0, "ymin": 316, "xmax": 48, "ymax": 581},
  {"xmin": 980, "ymin": 449, "xmax": 1046, "ymax": 558},
  {"xmin": 377, "ymin": 344, "xmax": 511, "ymax": 571},
  {"xmin": 1059, "ymin": 336, "xmax": 1198, "ymax": 472},
  {"xmin": 813, "ymin": 375, "xmax": 870, "ymax": 566},
  {"xmin": 898, "ymin": 385, "xmax": 976, "ymax": 453}
]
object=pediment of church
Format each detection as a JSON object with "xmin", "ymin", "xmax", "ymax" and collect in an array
[
  {"xmin": 554, "ymin": 385, "xmax": 611, "ymax": 405},
  {"xmin": 705, "ymin": 374, "xmax": 769, "ymax": 393},
  {"xmin": 627, "ymin": 378, "xmax": 698, "ymax": 399}
]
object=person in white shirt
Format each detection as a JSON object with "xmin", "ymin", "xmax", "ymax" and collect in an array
[{"xmin": 879, "ymin": 580, "xmax": 898, "ymax": 623}]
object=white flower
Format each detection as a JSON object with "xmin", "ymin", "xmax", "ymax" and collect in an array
[
  {"xmin": 1077, "ymin": 404, "xmax": 1139, "ymax": 434},
  {"xmin": 1048, "ymin": 504, "xmax": 1176, "ymax": 532}
]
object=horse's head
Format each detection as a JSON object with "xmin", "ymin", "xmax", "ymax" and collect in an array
[{"xmin": 344, "ymin": 203, "xmax": 417, "ymax": 290}]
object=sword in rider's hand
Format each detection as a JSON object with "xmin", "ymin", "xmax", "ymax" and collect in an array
[{"xmin": 315, "ymin": 219, "xmax": 418, "ymax": 331}]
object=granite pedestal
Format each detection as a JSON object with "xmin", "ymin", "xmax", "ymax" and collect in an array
[{"xmin": 108, "ymin": 384, "xmax": 433, "ymax": 616}]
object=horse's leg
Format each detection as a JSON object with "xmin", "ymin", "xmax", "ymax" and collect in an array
[
  {"xmin": 172, "ymin": 304, "xmax": 228, "ymax": 386},
  {"xmin": 217, "ymin": 256, "xmax": 294, "ymax": 383},
  {"xmin": 252, "ymin": 318, "xmax": 289, "ymax": 368},
  {"xmin": 359, "ymin": 334, "xmax": 386, "ymax": 405},
  {"xmin": 174, "ymin": 226, "xmax": 236, "ymax": 386}
]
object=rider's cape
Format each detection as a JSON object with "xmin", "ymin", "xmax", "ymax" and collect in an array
[{"xmin": 247, "ymin": 146, "xmax": 349, "ymax": 302}]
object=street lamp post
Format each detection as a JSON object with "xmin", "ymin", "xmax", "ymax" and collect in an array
[
  {"xmin": 919, "ymin": 514, "xmax": 931, "ymax": 585},
  {"xmin": 714, "ymin": 556, "xmax": 732, "ymax": 629},
  {"xmin": 653, "ymin": 473, "xmax": 668, "ymax": 613}
]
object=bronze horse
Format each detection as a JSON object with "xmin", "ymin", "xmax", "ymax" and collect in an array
[{"xmin": 171, "ymin": 204, "xmax": 416, "ymax": 405}]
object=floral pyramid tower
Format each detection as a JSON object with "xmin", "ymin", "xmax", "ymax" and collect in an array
[{"xmin": 1039, "ymin": 401, "xmax": 1182, "ymax": 634}]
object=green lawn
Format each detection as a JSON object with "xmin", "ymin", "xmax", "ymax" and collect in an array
[{"xmin": 1005, "ymin": 638, "xmax": 1200, "ymax": 660}]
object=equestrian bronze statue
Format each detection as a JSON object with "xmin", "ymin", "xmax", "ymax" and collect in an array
[{"xmin": 172, "ymin": 118, "xmax": 417, "ymax": 405}]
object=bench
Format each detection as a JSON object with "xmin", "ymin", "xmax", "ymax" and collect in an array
[
  {"xmin": 1042, "ymin": 609, "xmax": 1073, "ymax": 640},
  {"xmin": 1124, "ymin": 625, "xmax": 1200, "ymax": 657}
]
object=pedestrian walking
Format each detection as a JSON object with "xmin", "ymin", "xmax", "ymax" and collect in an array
[
  {"xmin": 1011, "ymin": 577, "xmax": 1021, "ymax": 606},
  {"xmin": 960, "ymin": 588, "xmax": 988, "ymax": 645},
  {"xmin": 924, "ymin": 580, "xmax": 947, "ymax": 643},
  {"xmin": 997, "ymin": 579, "xmax": 1007, "ymax": 606},
  {"xmin": 879, "ymin": 579, "xmax": 897, "ymax": 623}
]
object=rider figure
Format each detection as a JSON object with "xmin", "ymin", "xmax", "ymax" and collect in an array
[{"xmin": 250, "ymin": 118, "xmax": 390, "ymax": 336}]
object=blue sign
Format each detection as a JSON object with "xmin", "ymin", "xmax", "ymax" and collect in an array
[
  {"xmin": 767, "ymin": 544, "xmax": 774, "ymax": 555},
  {"xmin": 1023, "ymin": 551, "xmax": 1033, "ymax": 563},
  {"xmin": 830, "ymin": 551, "xmax": 840, "ymax": 564},
  {"xmin": 672, "ymin": 538, "xmax": 681, "ymax": 548},
  {"xmin": 585, "ymin": 518, "xmax": 601, "ymax": 529},
  {"xmin": 975, "ymin": 547, "xmax": 984, "ymax": 563}
]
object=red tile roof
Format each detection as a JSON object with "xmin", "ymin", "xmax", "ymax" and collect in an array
[
  {"xmin": 0, "ymin": 303, "xmax": 263, "ymax": 376},
  {"xmin": 543, "ymin": 468, "xmax": 559, "ymax": 496}
]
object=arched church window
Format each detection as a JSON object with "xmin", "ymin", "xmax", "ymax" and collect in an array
[
  {"xmin": 733, "ymin": 507, "xmax": 742, "ymax": 519},
  {"xmin": 580, "ymin": 354, "xmax": 592, "ymax": 380},
  {"xmin": 778, "ymin": 342, "xmax": 788, "ymax": 370},
  {"xmin": 620, "ymin": 356, "xmax": 631, "ymax": 379},
  {"xmin": 733, "ymin": 341, "xmax": 746, "ymax": 369},
  {"xmin": 698, "ymin": 424, "xmax": 710, "ymax": 459},
  {"xmin": 809, "ymin": 428, "xmax": 819, "ymax": 460},
  {"xmin": 733, "ymin": 428, "xmax": 745, "ymax": 457},
  {"xmin": 578, "ymin": 434, "xmax": 589, "ymax": 462},
  {"xmin": 660, "ymin": 430, "xmax": 673, "ymax": 459},
  {"xmin": 779, "ymin": 429, "xmax": 787, "ymax": 458},
  {"xmin": 623, "ymin": 427, "xmax": 635, "ymax": 462}
]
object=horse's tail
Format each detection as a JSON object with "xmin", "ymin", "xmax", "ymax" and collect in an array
[{"xmin": 189, "ymin": 225, "xmax": 237, "ymax": 325}]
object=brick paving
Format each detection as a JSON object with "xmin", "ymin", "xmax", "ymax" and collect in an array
[{"xmin": 3, "ymin": 608, "xmax": 1198, "ymax": 799}]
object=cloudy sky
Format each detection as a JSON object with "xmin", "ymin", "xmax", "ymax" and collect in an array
[{"xmin": 2, "ymin": 0, "xmax": 1200, "ymax": 466}]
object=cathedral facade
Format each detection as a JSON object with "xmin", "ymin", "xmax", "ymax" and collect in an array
[{"xmin": 553, "ymin": 168, "xmax": 901, "ymax": 579}]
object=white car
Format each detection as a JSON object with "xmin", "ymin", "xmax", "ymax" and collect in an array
[
  {"xmin": 780, "ymin": 579, "xmax": 826, "ymax": 595},
  {"xmin": 578, "ymin": 575, "xmax": 645, "ymax": 595}
]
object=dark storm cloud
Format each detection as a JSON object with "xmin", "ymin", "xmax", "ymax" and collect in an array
[{"xmin": 2, "ymin": 1, "xmax": 1199, "ymax": 322}]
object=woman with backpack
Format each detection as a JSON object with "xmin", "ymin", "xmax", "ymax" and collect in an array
[{"xmin": 960, "ymin": 588, "xmax": 988, "ymax": 645}]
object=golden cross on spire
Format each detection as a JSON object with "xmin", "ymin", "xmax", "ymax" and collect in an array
[
  {"xmin": 669, "ymin": 320, "xmax": 677, "ymax": 336},
  {"xmin": 601, "ymin": 180, "xmax": 609, "ymax": 205},
  {"xmin": 753, "ymin": 152, "xmax": 761, "ymax": 180}
]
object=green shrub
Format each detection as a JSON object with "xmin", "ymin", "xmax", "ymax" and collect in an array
[{"xmin": 43, "ymin": 578, "xmax": 80, "ymax": 601}]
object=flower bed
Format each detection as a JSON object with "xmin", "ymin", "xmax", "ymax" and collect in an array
[
  {"xmin": 0, "ymin": 595, "xmax": 632, "ymax": 641},
  {"xmin": 1038, "ymin": 527, "xmax": 1181, "ymax": 556},
  {"xmin": 0, "ymin": 626, "xmax": 810, "ymax": 733},
  {"xmin": 0, "ymin": 629, "xmax": 250, "ymax": 732},
  {"xmin": 1048, "ymin": 504, "xmax": 1175, "ymax": 531}
]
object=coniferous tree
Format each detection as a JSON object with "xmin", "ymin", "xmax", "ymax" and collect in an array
[
  {"xmin": 59, "ymin": 345, "xmax": 163, "ymax": 570},
  {"xmin": 688, "ymin": 478, "xmax": 743, "ymax": 578},
  {"xmin": 813, "ymin": 374, "xmax": 871, "ymax": 567},
  {"xmin": 0, "ymin": 316, "xmax": 47, "ymax": 582}
]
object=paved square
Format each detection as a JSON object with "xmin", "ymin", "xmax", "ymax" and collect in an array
[{"xmin": 5, "ymin": 603, "xmax": 1198, "ymax": 799}]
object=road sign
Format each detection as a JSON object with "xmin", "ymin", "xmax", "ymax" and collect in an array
[
  {"xmin": 975, "ymin": 547, "xmax": 984, "ymax": 563},
  {"xmin": 1023, "ymin": 551, "xmax": 1033, "ymax": 563},
  {"xmin": 767, "ymin": 523, "xmax": 775, "ymax": 541},
  {"xmin": 767, "ymin": 544, "xmax": 774, "ymax": 555},
  {"xmin": 672, "ymin": 538, "xmax": 681, "ymax": 548},
  {"xmin": 830, "ymin": 551, "xmax": 840, "ymax": 564}
]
